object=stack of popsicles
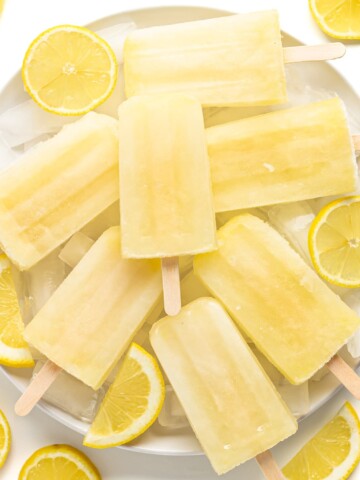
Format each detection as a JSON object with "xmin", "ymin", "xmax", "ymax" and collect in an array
[{"xmin": 1, "ymin": 8, "xmax": 359, "ymax": 479}]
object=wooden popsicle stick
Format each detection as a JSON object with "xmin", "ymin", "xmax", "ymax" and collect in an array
[
  {"xmin": 327, "ymin": 354, "xmax": 360, "ymax": 399},
  {"xmin": 283, "ymin": 43, "xmax": 346, "ymax": 63},
  {"xmin": 352, "ymin": 135, "xmax": 360, "ymax": 151},
  {"xmin": 15, "ymin": 360, "xmax": 61, "ymax": 416},
  {"xmin": 161, "ymin": 257, "xmax": 181, "ymax": 316},
  {"xmin": 256, "ymin": 451, "xmax": 285, "ymax": 480}
]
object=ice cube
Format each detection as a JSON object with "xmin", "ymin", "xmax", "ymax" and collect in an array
[
  {"xmin": 265, "ymin": 201, "xmax": 315, "ymax": 264},
  {"xmin": 310, "ymin": 366, "xmax": 330, "ymax": 382},
  {"xmin": 181, "ymin": 271, "xmax": 210, "ymax": 306},
  {"xmin": 343, "ymin": 291, "xmax": 360, "ymax": 358},
  {"xmin": 59, "ymin": 232, "xmax": 94, "ymax": 269},
  {"xmin": 158, "ymin": 385, "xmax": 189, "ymax": 429},
  {"xmin": 81, "ymin": 202, "xmax": 119, "ymax": 240},
  {"xmin": 33, "ymin": 361, "xmax": 105, "ymax": 422},
  {"xmin": 95, "ymin": 22, "xmax": 136, "ymax": 64},
  {"xmin": 23, "ymin": 133, "xmax": 52, "ymax": 152},
  {"xmin": 0, "ymin": 100, "xmax": 74, "ymax": 147},
  {"xmin": 95, "ymin": 66, "xmax": 126, "ymax": 117},
  {"xmin": 250, "ymin": 345, "xmax": 282, "ymax": 385},
  {"xmin": 278, "ymin": 379, "xmax": 310, "ymax": 418},
  {"xmin": 0, "ymin": 134, "xmax": 18, "ymax": 171},
  {"xmin": 26, "ymin": 249, "xmax": 66, "ymax": 314},
  {"xmin": 216, "ymin": 208, "xmax": 267, "ymax": 228}
]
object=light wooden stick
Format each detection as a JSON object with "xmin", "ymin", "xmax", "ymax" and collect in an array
[
  {"xmin": 352, "ymin": 135, "xmax": 360, "ymax": 151},
  {"xmin": 327, "ymin": 354, "xmax": 360, "ymax": 399},
  {"xmin": 256, "ymin": 451, "xmax": 285, "ymax": 480},
  {"xmin": 15, "ymin": 360, "xmax": 61, "ymax": 416},
  {"xmin": 161, "ymin": 257, "xmax": 181, "ymax": 316},
  {"xmin": 284, "ymin": 43, "xmax": 345, "ymax": 63}
]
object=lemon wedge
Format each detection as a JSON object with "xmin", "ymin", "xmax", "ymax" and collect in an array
[
  {"xmin": 309, "ymin": 0, "xmax": 360, "ymax": 39},
  {"xmin": 22, "ymin": 25, "xmax": 117, "ymax": 115},
  {"xmin": 283, "ymin": 402, "xmax": 360, "ymax": 479},
  {"xmin": 84, "ymin": 343, "xmax": 165, "ymax": 448},
  {"xmin": 19, "ymin": 444, "xmax": 101, "ymax": 480},
  {"xmin": 309, "ymin": 196, "xmax": 360, "ymax": 287},
  {"xmin": 0, "ymin": 254, "xmax": 33, "ymax": 367},
  {"xmin": 0, "ymin": 409, "xmax": 11, "ymax": 469}
]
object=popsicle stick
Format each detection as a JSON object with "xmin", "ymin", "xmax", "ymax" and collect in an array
[
  {"xmin": 352, "ymin": 135, "xmax": 360, "ymax": 151},
  {"xmin": 327, "ymin": 354, "xmax": 360, "ymax": 399},
  {"xmin": 256, "ymin": 451, "xmax": 285, "ymax": 480},
  {"xmin": 15, "ymin": 360, "xmax": 62, "ymax": 416},
  {"xmin": 284, "ymin": 43, "xmax": 345, "ymax": 63},
  {"xmin": 161, "ymin": 257, "xmax": 181, "ymax": 316}
]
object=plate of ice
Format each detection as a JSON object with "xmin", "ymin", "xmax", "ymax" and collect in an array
[{"xmin": 1, "ymin": 5, "xmax": 360, "ymax": 457}]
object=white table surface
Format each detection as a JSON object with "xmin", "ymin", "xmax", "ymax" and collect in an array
[{"xmin": 1, "ymin": 1, "xmax": 360, "ymax": 478}]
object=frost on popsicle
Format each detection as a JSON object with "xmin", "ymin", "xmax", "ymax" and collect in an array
[{"xmin": 33, "ymin": 361, "xmax": 105, "ymax": 422}]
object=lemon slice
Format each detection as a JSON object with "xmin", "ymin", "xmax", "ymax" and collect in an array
[
  {"xmin": 19, "ymin": 444, "xmax": 101, "ymax": 480},
  {"xmin": 0, "ymin": 254, "xmax": 33, "ymax": 367},
  {"xmin": 84, "ymin": 343, "xmax": 165, "ymax": 448},
  {"xmin": 22, "ymin": 25, "xmax": 117, "ymax": 115},
  {"xmin": 283, "ymin": 402, "xmax": 360, "ymax": 479},
  {"xmin": 0, "ymin": 409, "xmax": 11, "ymax": 469},
  {"xmin": 309, "ymin": 196, "xmax": 360, "ymax": 287},
  {"xmin": 309, "ymin": 0, "xmax": 360, "ymax": 39}
]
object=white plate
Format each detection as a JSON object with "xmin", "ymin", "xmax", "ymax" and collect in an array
[{"xmin": 1, "ymin": 4, "xmax": 360, "ymax": 458}]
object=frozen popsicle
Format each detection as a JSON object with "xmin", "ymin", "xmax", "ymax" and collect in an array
[
  {"xmin": 207, "ymin": 98, "xmax": 358, "ymax": 212},
  {"xmin": 124, "ymin": 11, "xmax": 345, "ymax": 107},
  {"xmin": 194, "ymin": 215, "xmax": 360, "ymax": 388},
  {"xmin": 118, "ymin": 94, "xmax": 216, "ymax": 315},
  {"xmin": 0, "ymin": 112, "xmax": 119, "ymax": 270},
  {"xmin": 150, "ymin": 298, "xmax": 297, "ymax": 476},
  {"xmin": 15, "ymin": 227, "xmax": 162, "ymax": 415}
]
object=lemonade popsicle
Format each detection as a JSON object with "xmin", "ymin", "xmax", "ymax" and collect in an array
[
  {"xmin": 124, "ymin": 11, "xmax": 286, "ymax": 107},
  {"xmin": 0, "ymin": 112, "xmax": 119, "ymax": 270},
  {"xmin": 150, "ymin": 298, "xmax": 297, "ymax": 475},
  {"xmin": 24, "ymin": 227, "xmax": 162, "ymax": 389},
  {"xmin": 118, "ymin": 94, "xmax": 216, "ymax": 259},
  {"xmin": 194, "ymin": 215, "xmax": 360, "ymax": 384},
  {"xmin": 207, "ymin": 98, "xmax": 357, "ymax": 212}
]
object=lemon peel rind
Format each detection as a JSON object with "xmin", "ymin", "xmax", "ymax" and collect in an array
[
  {"xmin": 308, "ymin": 196, "xmax": 360, "ymax": 288},
  {"xmin": 18, "ymin": 444, "xmax": 101, "ymax": 480},
  {"xmin": 22, "ymin": 25, "xmax": 118, "ymax": 116},
  {"xmin": 83, "ymin": 343, "xmax": 165, "ymax": 449},
  {"xmin": 0, "ymin": 409, "xmax": 11, "ymax": 469}
]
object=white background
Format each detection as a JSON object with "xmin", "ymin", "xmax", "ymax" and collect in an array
[{"xmin": 0, "ymin": 1, "xmax": 360, "ymax": 478}]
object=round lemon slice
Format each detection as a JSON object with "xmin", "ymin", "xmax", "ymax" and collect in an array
[
  {"xmin": 22, "ymin": 25, "xmax": 117, "ymax": 115},
  {"xmin": 19, "ymin": 444, "xmax": 101, "ymax": 480},
  {"xmin": 84, "ymin": 343, "xmax": 165, "ymax": 448},
  {"xmin": 283, "ymin": 402, "xmax": 360, "ymax": 479},
  {"xmin": 309, "ymin": 0, "xmax": 360, "ymax": 39},
  {"xmin": 0, "ymin": 254, "xmax": 34, "ymax": 367},
  {"xmin": 309, "ymin": 196, "xmax": 360, "ymax": 288},
  {"xmin": 0, "ymin": 409, "xmax": 11, "ymax": 469}
]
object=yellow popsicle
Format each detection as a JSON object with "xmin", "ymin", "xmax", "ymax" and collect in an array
[{"xmin": 194, "ymin": 215, "xmax": 360, "ymax": 384}]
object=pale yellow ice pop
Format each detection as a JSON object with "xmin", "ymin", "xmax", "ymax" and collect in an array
[
  {"xmin": 124, "ymin": 11, "xmax": 286, "ymax": 107},
  {"xmin": 118, "ymin": 94, "xmax": 216, "ymax": 314},
  {"xmin": 119, "ymin": 94, "xmax": 216, "ymax": 258},
  {"xmin": 194, "ymin": 215, "xmax": 360, "ymax": 385},
  {"xmin": 24, "ymin": 227, "xmax": 162, "ymax": 389},
  {"xmin": 0, "ymin": 112, "xmax": 119, "ymax": 270},
  {"xmin": 207, "ymin": 98, "xmax": 357, "ymax": 212},
  {"xmin": 150, "ymin": 298, "xmax": 297, "ymax": 475}
]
